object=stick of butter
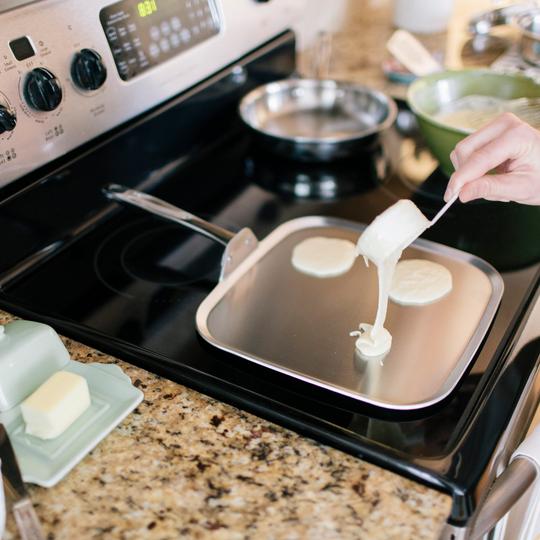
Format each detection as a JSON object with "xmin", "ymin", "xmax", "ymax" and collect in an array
[{"xmin": 20, "ymin": 371, "xmax": 91, "ymax": 440}]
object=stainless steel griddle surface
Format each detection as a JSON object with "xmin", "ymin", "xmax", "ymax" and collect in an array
[{"xmin": 197, "ymin": 216, "xmax": 503, "ymax": 410}]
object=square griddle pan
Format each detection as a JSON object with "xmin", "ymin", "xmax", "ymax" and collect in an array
[{"xmin": 104, "ymin": 185, "xmax": 504, "ymax": 411}]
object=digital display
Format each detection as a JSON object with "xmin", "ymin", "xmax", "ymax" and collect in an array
[
  {"xmin": 100, "ymin": 0, "xmax": 221, "ymax": 82},
  {"xmin": 138, "ymin": 0, "xmax": 157, "ymax": 17},
  {"xmin": 9, "ymin": 36, "xmax": 36, "ymax": 61}
]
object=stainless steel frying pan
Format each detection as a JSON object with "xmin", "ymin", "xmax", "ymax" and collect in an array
[
  {"xmin": 238, "ymin": 33, "xmax": 397, "ymax": 162},
  {"xmin": 239, "ymin": 79, "xmax": 398, "ymax": 161},
  {"xmin": 516, "ymin": 10, "xmax": 540, "ymax": 67},
  {"xmin": 103, "ymin": 184, "xmax": 503, "ymax": 411}
]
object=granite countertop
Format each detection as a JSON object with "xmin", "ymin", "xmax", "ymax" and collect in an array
[
  {"xmin": 296, "ymin": 0, "xmax": 449, "ymax": 101},
  {"xmin": 2, "ymin": 2, "xmax": 457, "ymax": 539},
  {"xmin": 1, "ymin": 309, "xmax": 452, "ymax": 540},
  {"xmin": 298, "ymin": 0, "xmax": 511, "ymax": 100}
]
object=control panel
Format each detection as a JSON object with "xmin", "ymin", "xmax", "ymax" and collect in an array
[
  {"xmin": 0, "ymin": 0, "xmax": 305, "ymax": 187},
  {"xmin": 100, "ymin": 0, "xmax": 220, "ymax": 81}
]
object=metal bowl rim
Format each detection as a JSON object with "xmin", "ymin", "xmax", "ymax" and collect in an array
[
  {"xmin": 238, "ymin": 78, "xmax": 398, "ymax": 144},
  {"xmin": 515, "ymin": 10, "xmax": 540, "ymax": 39}
]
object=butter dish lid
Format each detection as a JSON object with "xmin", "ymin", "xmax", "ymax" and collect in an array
[{"xmin": 0, "ymin": 321, "xmax": 70, "ymax": 412}]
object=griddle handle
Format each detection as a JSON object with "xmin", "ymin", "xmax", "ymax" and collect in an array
[{"xmin": 103, "ymin": 184, "xmax": 235, "ymax": 247}]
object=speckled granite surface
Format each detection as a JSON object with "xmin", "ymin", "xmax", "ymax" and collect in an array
[
  {"xmin": 302, "ymin": 0, "xmax": 513, "ymax": 101},
  {"xmin": 296, "ymin": 0, "xmax": 448, "ymax": 101},
  {"xmin": 0, "ymin": 316, "xmax": 452, "ymax": 540},
  {"xmin": 1, "ymin": 2, "xmax": 456, "ymax": 538}
]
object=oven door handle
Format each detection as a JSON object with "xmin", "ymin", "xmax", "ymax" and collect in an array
[
  {"xmin": 469, "ymin": 421, "xmax": 540, "ymax": 540},
  {"xmin": 102, "ymin": 184, "xmax": 259, "ymax": 281}
]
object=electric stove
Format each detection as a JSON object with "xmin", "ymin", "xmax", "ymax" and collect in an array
[{"xmin": 2, "ymin": 1, "xmax": 540, "ymax": 536}]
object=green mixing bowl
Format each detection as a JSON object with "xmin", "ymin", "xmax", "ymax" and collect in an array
[{"xmin": 406, "ymin": 69, "xmax": 540, "ymax": 177}]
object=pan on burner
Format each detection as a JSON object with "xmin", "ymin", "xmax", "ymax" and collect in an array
[{"xmin": 94, "ymin": 216, "xmax": 237, "ymax": 297}]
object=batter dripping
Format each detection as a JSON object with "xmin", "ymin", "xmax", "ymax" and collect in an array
[{"xmin": 350, "ymin": 200, "xmax": 430, "ymax": 356}]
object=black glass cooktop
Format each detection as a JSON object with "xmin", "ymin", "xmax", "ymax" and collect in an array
[{"xmin": 1, "ymin": 36, "xmax": 540, "ymax": 525}]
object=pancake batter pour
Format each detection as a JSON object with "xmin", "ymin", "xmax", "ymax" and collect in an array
[{"xmin": 350, "ymin": 200, "xmax": 430, "ymax": 356}]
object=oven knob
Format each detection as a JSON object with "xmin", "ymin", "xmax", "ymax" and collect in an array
[
  {"xmin": 71, "ymin": 49, "xmax": 107, "ymax": 91},
  {"xmin": 0, "ymin": 105, "xmax": 16, "ymax": 134},
  {"xmin": 24, "ymin": 67, "xmax": 62, "ymax": 112}
]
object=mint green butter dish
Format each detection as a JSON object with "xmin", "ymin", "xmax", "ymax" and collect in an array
[
  {"xmin": 0, "ymin": 321, "xmax": 70, "ymax": 412},
  {"xmin": 0, "ymin": 321, "xmax": 143, "ymax": 487}
]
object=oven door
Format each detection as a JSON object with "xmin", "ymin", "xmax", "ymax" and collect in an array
[
  {"xmin": 471, "ymin": 421, "xmax": 540, "ymax": 540},
  {"xmin": 440, "ymin": 290, "xmax": 540, "ymax": 540}
]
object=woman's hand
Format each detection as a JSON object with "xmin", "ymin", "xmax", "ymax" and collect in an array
[{"xmin": 444, "ymin": 113, "xmax": 540, "ymax": 205}]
